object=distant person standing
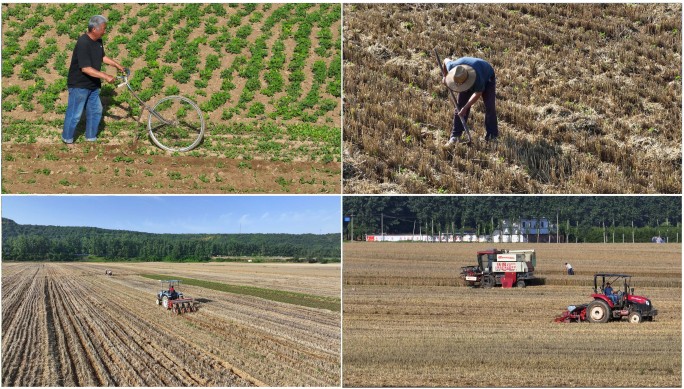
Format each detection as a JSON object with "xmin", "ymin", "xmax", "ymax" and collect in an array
[
  {"xmin": 442, "ymin": 56, "xmax": 498, "ymax": 145},
  {"xmin": 564, "ymin": 262, "xmax": 574, "ymax": 275},
  {"xmin": 62, "ymin": 15, "xmax": 124, "ymax": 145}
]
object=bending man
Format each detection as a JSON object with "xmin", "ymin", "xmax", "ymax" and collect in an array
[{"xmin": 442, "ymin": 56, "xmax": 498, "ymax": 145}]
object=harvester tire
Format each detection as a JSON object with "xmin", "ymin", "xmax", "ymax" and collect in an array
[
  {"xmin": 482, "ymin": 275, "xmax": 495, "ymax": 289},
  {"xmin": 162, "ymin": 296, "xmax": 169, "ymax": 309},
  {"xmin": 628, "ymin": 311, "xmax": 642, "ymax": 323},
  {"xmin": 516, "ymin": 280, "xmax": 526, "ymax": 288},
  {"xmin": 587, "ymin": 300, "xmax": 610, "ymax": 323}
]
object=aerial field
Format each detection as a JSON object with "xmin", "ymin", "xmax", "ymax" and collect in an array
[
  {"xmin": 1, "ymin": 3, "xmax": 341, "ymax": 193},
  {"xmin": 343, "ymin": 4, "xmax": 681, "ymax": 193},
  {"xmin": 343, "ymin": 243, "xmax": 681, "ymax": 387},
  {"xmin": 2, "ymin": 261, "xmax": 340, "ymax": 386}
]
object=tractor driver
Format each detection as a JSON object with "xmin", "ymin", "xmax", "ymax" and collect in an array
[
  {"xmin": 604, "ymin": 282, "xmax": 619, "ymax": 304},
  {"xmin": 169, "ymin": 285, "xmax": 178, "ymax": 300}
]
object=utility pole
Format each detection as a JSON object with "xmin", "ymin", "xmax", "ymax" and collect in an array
[{"xmin": 350, "ymin": 213, "xmax": 355, "ymax": 242}]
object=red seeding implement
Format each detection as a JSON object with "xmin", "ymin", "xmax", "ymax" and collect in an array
[
  {"xmin": 156, "ymin": 280, "xmax": 198, "ymax": 314},
  {"xmin": 555, "ymin": 273, "xmax": 657, "ymax": 323},
  {"xmin": 460, "ymin": 248, "xmax": 537, "ymax": 288}
]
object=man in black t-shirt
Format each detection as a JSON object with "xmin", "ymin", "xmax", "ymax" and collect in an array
[{"xmin": 62, "ymin": 15, "xmax": 124, "ymax": 145}]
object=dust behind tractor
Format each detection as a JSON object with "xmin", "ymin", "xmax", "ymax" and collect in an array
[
  {"xmin": 156, "ymin": 280, "xmax": 198, "ymax": 314},
  {"xmin": 555, "ymin": 273, "xmax": 657, "ymax": 323}
]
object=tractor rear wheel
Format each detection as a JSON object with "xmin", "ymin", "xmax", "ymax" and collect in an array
[
  {"xmin": 587, "ymin": 300, "xmax": 611, "ymax": 323},
  {"xmin": 162, "ymin": 296, "xmax": 169, "ymax": 308},
  {"xmin": 482, "ymin": 275, "xmax": 495, "ymax": 288},
  {"xmin": 628, "ymin": 311, "xmax": 642, "ymax": 323},
  {"xmin": 156, "ymin": 298, "xmax": 160, "ymax": 305},
  {"xmin": 516, "ymin": 280, "xmax": 526, "ymax": 288}
]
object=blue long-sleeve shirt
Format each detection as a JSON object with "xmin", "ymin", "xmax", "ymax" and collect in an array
[{"xmin": 445, "ymin": 57, "xmax": 495, "ymax": 92}]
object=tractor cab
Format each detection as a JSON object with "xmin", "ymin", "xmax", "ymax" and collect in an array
[
  {"xmin": 158, "ymin": 280, "xmax": 184, "ymax": 302},
  {"xmin": 592, "ymin": 273, "xmax": 633, "ymax": 307}
]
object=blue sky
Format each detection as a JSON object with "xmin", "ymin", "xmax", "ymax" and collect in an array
[{"xmin": 2, "ymin": 196, "xmax": 341, "ymax": 234}]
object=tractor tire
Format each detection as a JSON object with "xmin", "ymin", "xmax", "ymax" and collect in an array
[
  {"xmin": 482, "ymin": 275, "xmax": 495, "ymax": 289},
  {"xmin": 156, "ymin": 298, "xmax": 160, "ymax": 305},
  {"xmin": 587, "ymin": 300, "xmax": 611, "ymax": 323},
  {"xmin": 629, "ymin": 311, "xmax": 642, "ymax": 323},
  {"xmin": 162, "ymin": 296, "xmax": 169, "ymax": 309},
  {"xmin": 516, "ymin": 280, "xmax": 526, "ymax": 288}
]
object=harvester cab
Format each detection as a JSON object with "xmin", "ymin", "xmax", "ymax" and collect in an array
[
  {"xmin": 156, "ymin": 280, "xmax": 198, "ymax": 314},
  {"xmin": 555, "ymin": 273, "xmax": 657, "ymax": 323},
  {"xmin": 461, "ymin": 248, "xmax": 536, "ymax": 288}
]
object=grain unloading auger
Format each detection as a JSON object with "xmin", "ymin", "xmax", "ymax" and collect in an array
[
  {"xmin": 555, "ymin": 273, "xmax": 657, "ymax": 323},
  {"xmin": 156, "ymin": 280, "xmax": 198, "ymax": 314}
]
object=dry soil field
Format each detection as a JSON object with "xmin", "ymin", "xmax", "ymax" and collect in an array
[
  {"xmin": 343, "ymin": 243, "xmax": 681, "ymax": 387},
  {"xmin": 2, "ymin": 3, "xmax": 341, "ymax": 193},
  {"xmin": 2, "ymin": 261, "xmax": 340, "ymax": 386},
  {"xmin": 343, "ymin": 4, "xmax": 681, "ymax": 193}
]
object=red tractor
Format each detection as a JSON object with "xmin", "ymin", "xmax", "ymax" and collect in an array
[{"xmin": 555, "ymin": 273, "xmax": 657, "ymax": 323}]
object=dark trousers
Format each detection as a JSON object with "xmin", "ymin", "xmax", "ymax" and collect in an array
[
  {"xmin": 568, "ymin": 268, "xmax": 574, "ymax": 275},
  {"xmin": 451, "ymin": 76, "xmax": 498, "ymax": 139}
]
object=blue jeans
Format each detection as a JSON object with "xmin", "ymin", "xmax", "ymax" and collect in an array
[
  {"xmin": 62, "ymin": 88, "xmax": 102, "ymax": 143},
  {"xmin": 451, "ymin": 76, "xmax": 498, "ymax": 139}
]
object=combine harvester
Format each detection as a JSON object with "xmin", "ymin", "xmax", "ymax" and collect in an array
[
  {"xmin": 460, "ymin": 248, "xmax": 539, "ymax": 288},
  {"xmin": 156, "ymin": 280, "xmax": 198, "ymax": 314},
  {"xmin": 555, "ymin": 273, "xmax": 657, "ymax": 323}
]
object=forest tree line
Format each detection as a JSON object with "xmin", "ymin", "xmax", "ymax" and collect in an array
[
  {"xmin": 343, "ymin": 197, "xmax": 682, "ymax": 242},
  {"xmin": 2, "ymin": 218, "xmax": 340, "ymax": 262}
]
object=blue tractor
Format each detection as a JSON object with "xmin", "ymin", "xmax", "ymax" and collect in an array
[{"xmin": 156, "ymin": 280, "xmax": 197, "ymax": 314}]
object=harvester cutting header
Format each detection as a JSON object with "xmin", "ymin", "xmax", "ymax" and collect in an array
[{"xmin": 460, "ymin": 248, "xmax": 537, "ymax": 288}]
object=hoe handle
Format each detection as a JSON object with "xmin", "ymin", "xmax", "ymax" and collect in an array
[{"xmin": 434, "ymin": 48, "xmax": 472, "ymax": 143}]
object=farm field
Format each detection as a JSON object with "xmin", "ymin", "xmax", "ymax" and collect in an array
[
  {"xmin": 343, "ymin": 4, "xmax": 681, "ymax": 193},
  {"xmin": 2, "ymin": 3, "xmax": 341, "ymax": 193},
  {"xmin": 2, "ymin": 262, "xmax": 341, "ymax": 386},
  {"xmin": 343, "ymin": 243, "xmax": 681, "ymax": 387}
]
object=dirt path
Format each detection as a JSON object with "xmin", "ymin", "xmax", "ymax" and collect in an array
[{"xmin": 2, "ymin": 143, "xmax": 340, "ymax": 194}]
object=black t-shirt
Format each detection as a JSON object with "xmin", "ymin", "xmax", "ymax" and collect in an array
[{"xmin": 67, "ymin": 34, "xmax": 105, "ymax": 90}]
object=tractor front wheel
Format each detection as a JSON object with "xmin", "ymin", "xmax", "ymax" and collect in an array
[
  {"xmin": 516, "ymin": 280, "xmax": 526, "ymax": 288},
  {"xmin": 587, "ymin": 300, "xmax": 611, "ymax": 323},
  {"xmin": 482, "ymin": 275, "xmax": 495, "ymax": 289},
  {"xmin": 629, "ymin": 311, "xmax": 642, "ymax": 323}
]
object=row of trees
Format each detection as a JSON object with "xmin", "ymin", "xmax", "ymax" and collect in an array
[
  {"xmin": 343, "ymin": 197, "xmax": 681, "ymax": 242},
  {"xmin": 2, "ymin": 218, "xmax": 340, "ymax": 262}
]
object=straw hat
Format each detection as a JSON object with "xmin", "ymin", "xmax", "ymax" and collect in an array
[{"xmin": 445, "ymin": 64, "xmax": 476, "ymax": 92}]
